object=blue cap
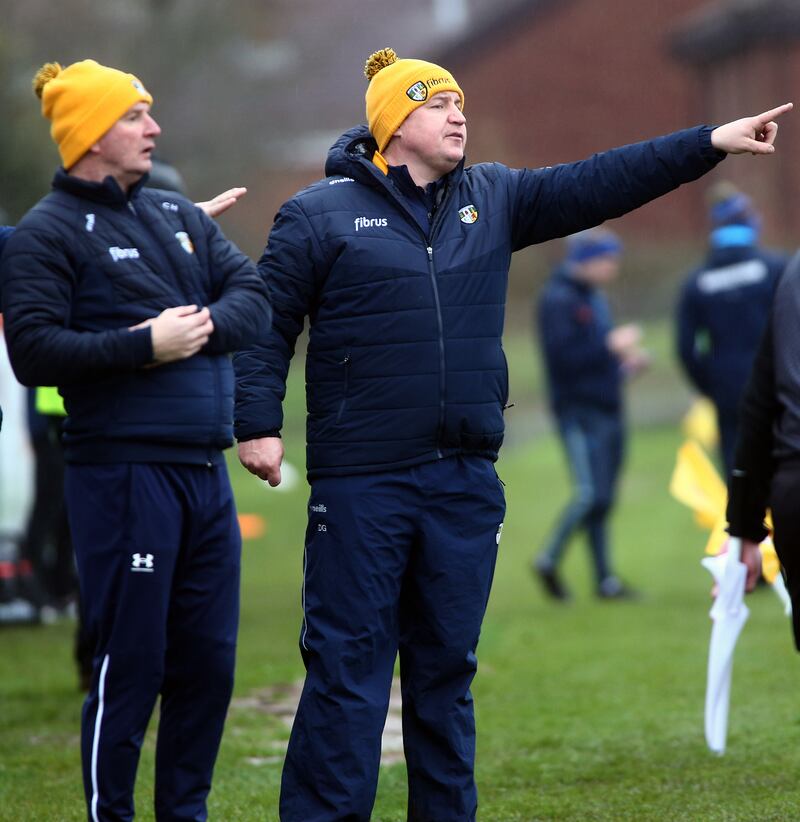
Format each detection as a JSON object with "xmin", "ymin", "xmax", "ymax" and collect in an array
[
  {"xmin": 565, "ymin": 228, "xmax": 622, "ymax": 265},
  {"xmin": 709, "ymin": 192, "xmax": 759, "ymax": 230}
]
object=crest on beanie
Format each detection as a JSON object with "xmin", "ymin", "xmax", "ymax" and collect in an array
[{"xmin": 406, "ymin": 81, "xmax": 428, "ymax": 102}]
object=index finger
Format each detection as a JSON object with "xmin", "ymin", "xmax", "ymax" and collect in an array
[{"xmin": 756, "ymin": 102, "xmax": 793, "ymax": 123}]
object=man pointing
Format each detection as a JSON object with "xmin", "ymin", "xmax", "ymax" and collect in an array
[{"xmin": 235, "ymin": 47, "xmax": 789, "ymax": 821}]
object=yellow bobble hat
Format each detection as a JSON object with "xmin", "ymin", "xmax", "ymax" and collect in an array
[
  {"xmin": 364, "ymin": 48, "xmax": 464, "ymax": 154},
  {"xmin": 32, "ymin": 59, "xmax": 153, "ymax": 169}
]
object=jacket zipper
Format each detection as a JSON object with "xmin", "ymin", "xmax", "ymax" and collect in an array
[
  {"xmin": 426, "ymin": 184, "xmax": 457, "ymax": 458},
  {"xmin": 128, "ymin": 200, "xmax": 219, "ymax": 460},
  {"xmin": 363, "ymin": 160, "xmax": 457, "ymax": 459},
  {"xmin": 426, "ymin": 246, "xmax": 445, "ymax": 458}
]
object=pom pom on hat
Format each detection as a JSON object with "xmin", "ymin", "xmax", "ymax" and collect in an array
[
  {"xmin": 33, "ymin": 58, "xmax": 153, "ymax": 169},
  {"xmin": 33, "ymin": 62, "xmax": 62, "ymax": 100},
  {"xmin": 364, "ymin": 47, "xmax": 464, "ymax": 153},
  {"xmin": 364, "ymin": 48, "xmax": 398, "ymax": 80}
]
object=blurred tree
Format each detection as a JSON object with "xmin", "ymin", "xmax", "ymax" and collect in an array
[
  {"xmin": 0, "ymin": 31, "xmax": 53, "ymax": 222},
  {"xmin": 0, "ymin": 0, "xmax": 287, "ymax": 249}
]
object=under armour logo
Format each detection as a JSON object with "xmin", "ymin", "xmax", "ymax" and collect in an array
[{"xmin": 131, "ymin": 553, "xmax": 154, "ymax": 573}]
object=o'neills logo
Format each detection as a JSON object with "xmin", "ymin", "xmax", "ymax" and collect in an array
[
  {"xmin": 354, "ymin": 216, "xmax": 388, "ymax": 232},
  {"xmin": 406, "ymin": 77, "xmax": 453, "ymax": 103}
]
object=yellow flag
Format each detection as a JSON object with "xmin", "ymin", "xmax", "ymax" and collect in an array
[
  {"xmin": 681, "ymin": 397, "xmax": 719, "ymax": 451},
  {"xmin": 671, "ymin": 440, "xmax": 779, "ymax": 581},
  {"xmin": 669, "ymin": 440, "xmax": 727, "ymax": 530}
]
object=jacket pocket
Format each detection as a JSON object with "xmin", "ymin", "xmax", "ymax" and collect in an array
[
  {"xmin": 335, "ymin": 351, "xmax": 351, "ymax": 424},
  {"xmin": 500, "ymin": 344, "xmax": 510, "ymax": 407}
]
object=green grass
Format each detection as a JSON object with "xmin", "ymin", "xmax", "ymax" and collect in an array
[{"xmin": 2, "ymin": 324, "xmax": 798, "ymax": 821}]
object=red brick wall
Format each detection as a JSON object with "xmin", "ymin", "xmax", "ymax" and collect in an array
[
  {"xmin": 683, "ymin": 44, "xmax": 800, "ymax": 247},
  {"xmin": 446, "ymin": 0, "xmax": 722, "ymax": 244}
]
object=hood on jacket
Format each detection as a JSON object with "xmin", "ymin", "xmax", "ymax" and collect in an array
[{"xmin": 325, "ymin": 125, "xmax": 379, "ymax": 180}]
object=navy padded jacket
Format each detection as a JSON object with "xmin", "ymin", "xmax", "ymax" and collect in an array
[
  {"xmin": 676, "ymin": 244, "xmax": 786, "ymax": 413},
  {"xmin": 235, "ymin": 124, "xmax": 723, "ymax": 479},
  {"xmin": 2, "ymin": 170, "xmax": 271, "ymax": 464},
  {"xmin": 537, "ymin": 265, "xmax": 622, "ymax": 416}
]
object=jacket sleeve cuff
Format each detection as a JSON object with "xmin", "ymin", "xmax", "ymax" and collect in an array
[
  {"xmin": 728, "ymin": 520, "xmax": 770, "ymax": 543},
  {"xmin": 698, "ymin": 125, "xmax": 727, "ymax": 163},
  {"xmin": 129, "ymin": 326, "xmax": 154, "ymax": 366},
  {"xmin": 236, "ymin": 430, "xmax": 282, "ymax": 443}
]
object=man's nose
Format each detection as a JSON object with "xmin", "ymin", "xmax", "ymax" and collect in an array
[{"xmin": 145, "ymin": 114, "xmax": 162, "ymax": 137}]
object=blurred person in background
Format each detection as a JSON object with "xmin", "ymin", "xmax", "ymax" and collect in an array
[
  {"xmin": 22, "ymin": 385, "xmax": 77, "ymax": 624},
  {"xmin": 533, "ymin": 228, "xmax": 649, "ymax": 601},
  {"xmin": 0, "ymin": 307, "xmax": 35, "ymax": 624},
  {"xmin": 1, "ymin": 58, "xmax": 270, "ymax": 820},
  {"xmin": 0, "ymin": 225, "xmax": 37, "ymax": 625},
  {"xmin": 676, "ymin": 182, "xmax": 787, "ymax": 475},
  {"xmin": 235, "ymin": 44, "xmax": 789, "ymax": 822}
]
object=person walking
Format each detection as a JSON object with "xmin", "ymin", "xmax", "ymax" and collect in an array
[
  {"xmin": 1, "ymin": 59, "xmax": 270, "ymax": 821},
  {"xmin": 676, "ymin": 182, "xmax": 787, "ymax": 475},
  {"xmin": 533, "ymin": 228, "xmax": 647, "ymax": 601},
  {"xmin": 234, "ymin": 47, "xmax": 789, "ymax": 822}
]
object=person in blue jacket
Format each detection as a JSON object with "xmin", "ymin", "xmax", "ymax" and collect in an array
[
  {"xmin": 234, "ymin": 46, "xmax": 790, "ymax": 822},
  {"xmin": 676, "ymin": 182, "xmax": 787, "ymax": 475},
  {"xmin": 1, "ymin": 59, "xmax": 270, "ymax": 821},
  {"xmin": 533, "ymin": 228, "xmax": 648, "ymax": 601}
]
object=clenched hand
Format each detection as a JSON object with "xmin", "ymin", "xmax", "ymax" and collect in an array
[{"xmin": 130, "ymin": 305, "xmax": 214, "ymax": 364}]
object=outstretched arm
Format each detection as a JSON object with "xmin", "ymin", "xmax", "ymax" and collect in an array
[{"xmin": 510, "ymin": 103, "xmax": 793, "ymax": 250}]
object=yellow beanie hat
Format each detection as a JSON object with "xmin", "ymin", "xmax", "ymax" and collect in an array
[
  {"xmin": 364, "ymin": 48, "xmax": 464, "ymax": 153},
  {"xmin": 32, "ymin": 59, "xmax": 153, "ymax": 169}
]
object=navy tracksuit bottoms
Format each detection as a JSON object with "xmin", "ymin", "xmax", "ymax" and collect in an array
[
  {"xmin": 538, "ymin": 406, "xmax": 624, "ymax": 584},
  {"xmin": 279, "ymin": 455, "xmax": 506, "ymax": 822},
  {"xmin": 64, "ymin": 461, "xmax": 241, "ymax": 822}
]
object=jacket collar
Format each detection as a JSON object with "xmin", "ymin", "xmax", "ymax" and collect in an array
[
  {"xmin": 324, "ymin": 124, "xmax": 465, "ymax": 190},
  {"xmin": 554, "ymin": 263, "xmax": 594, "ymax": 295},
  {"xmin": 52, "ymin": 167, "xmax": 149, "ymax": 207},
  {"xmin": 706, "ymin": 244, "xmax": 760, "ymax": 268}
]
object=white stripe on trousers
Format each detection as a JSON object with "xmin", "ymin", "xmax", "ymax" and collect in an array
[{"xmin": 91, "ymin": 654, "xmax": 110, "ymax": 822}]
